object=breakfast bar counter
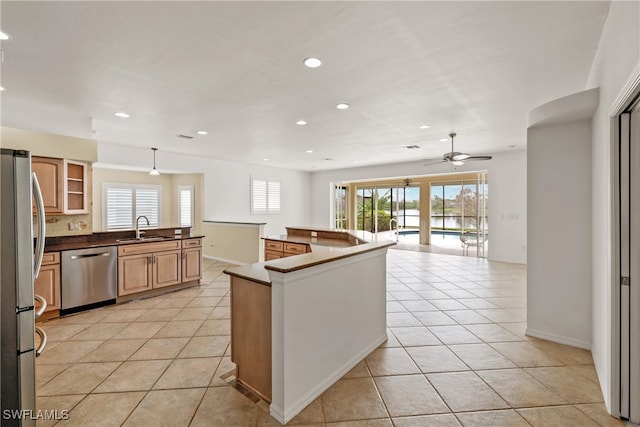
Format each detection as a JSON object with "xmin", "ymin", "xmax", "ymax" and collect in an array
[{"xmin": 224, "ymin": 227, "xmax": 394, "ymax": 424}]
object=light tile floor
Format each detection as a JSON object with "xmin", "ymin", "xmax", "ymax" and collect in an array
[{"xmin": 35, "ymin": 250, "xmax": 624, "ymax": 426}]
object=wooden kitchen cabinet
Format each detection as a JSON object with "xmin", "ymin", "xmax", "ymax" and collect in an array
[
  {"xmin": 64, "ymin": 159, "xmax": 88, "ymax": 214},
  {"xmin": 264, "ymin": 239, "xmax": 310, "ymax": 260},
  {"xmin": 118, "ymin": 240, "xmax": 182, "ymax": 296},
  {"xmin": 284, "ymin": 242, "xmax": 308, "ymax": 257},
  {"xmin": 32, "ymin": 156, "xmax": 89, "ymax": 215},
  {"xmin": 32, "ymin": 157, "xmax": 64, "ymax": 214},
  {"xmin": 181, "ymin": 238, "xmax": 202, "ymax": 283},
  {"xmin": 153, "ymin": 250, "xmax": 182, "ymax": 288},
  {"xmin": 118, "ymin": 253, "xmax": 153, "ymax": 296},
  {"xmin": 34, "ymin": 252, "xmax": 61, "ymax": 317},
  {"xmin": 265, "ymin": 250, "xmax": 283, "ymax": 261}
]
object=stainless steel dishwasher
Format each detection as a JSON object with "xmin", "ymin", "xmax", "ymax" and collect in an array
[{"xmin": 61, "ymin": 246, "xmax": 117, "ymax": 315}]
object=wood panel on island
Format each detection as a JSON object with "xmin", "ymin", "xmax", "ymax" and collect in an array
[
  {"xmin": 117, "ymin": 238, "xmax": 202, "ymax": 297},
  {"xmin": 34, "ymin": 251, "xmax": 61, "ymax": 321}
]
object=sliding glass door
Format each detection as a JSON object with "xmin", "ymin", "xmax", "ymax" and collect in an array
[
  {"xmin": 430, "ymin": 173, "xmax": 488, "ymax": 257},
  {"xmin": 355, "ymin": 185, "xmax": 420, "ymax": 241}
]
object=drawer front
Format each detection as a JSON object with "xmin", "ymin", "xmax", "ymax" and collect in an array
[
  {"xmin": 41, "ymin": 252, "xmax": 60, "ymax": 265},
  {"xmin": 265, "ymin": 250, "xmax": 284, "ymax": 261},
  {"xmin": 265, "ymin": 240, "xmax": 283, "ymax": 251},
  {"xmin": 284, "ymin": 242, "xmax": 307, "ymax": 255},
  {"xmin": 118, "ymin": 240, "xmax": 181, "ymax": 256},
  {"xmin": 181, "ymin": 238, "xmax": 202, "ymax": 248}
]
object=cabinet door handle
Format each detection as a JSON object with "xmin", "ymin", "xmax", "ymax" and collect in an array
[{"xmin": 148, "ymin": 256, "xmax": 152, "ymax": 265}]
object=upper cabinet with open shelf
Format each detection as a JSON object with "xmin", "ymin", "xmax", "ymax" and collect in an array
[
  {"xmin": 32, "ymin": 156, "xmax": 89, "ymax": 215},
  {"xmin": 63, "ymin": 159, "xmax": 88, "ymax": 214}
]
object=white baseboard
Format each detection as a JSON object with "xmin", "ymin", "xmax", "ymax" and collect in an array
[
  {"xmin": 202, "ymin": 254, "xmax": 248, "ymax": 266},
  {"xmin": 525, "ymin": 327, "xmax": 591, "ymax": 350},
  {"xmin": 270, "ymin": 333, "xmax": 388, "ymax": 424}
]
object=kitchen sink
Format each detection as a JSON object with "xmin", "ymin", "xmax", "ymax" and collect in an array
[{"xmin": 116, "ymin": 236, "xmax": 172, "ymax": 243}]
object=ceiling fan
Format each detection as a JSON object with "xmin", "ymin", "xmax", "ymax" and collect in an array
[{"xmin": 424, "ymin": 132, "xmax": 492, "ymax": 166}]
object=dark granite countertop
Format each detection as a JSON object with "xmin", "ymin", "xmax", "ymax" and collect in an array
[{"xmin": 43, "ymin": 227, "xmax": 204, "ymax": 252}]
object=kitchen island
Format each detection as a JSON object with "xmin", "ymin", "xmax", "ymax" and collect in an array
[{"xmin": 224, "ymin": 227, "xmax": 394, "ymax": 424}]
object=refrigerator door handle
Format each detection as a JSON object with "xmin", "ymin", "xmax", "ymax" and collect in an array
[
  {"xmin": 34, "ymin": 294, "xmax": 47, "ymax": 318},
  {"xmin": 32, "ymin": 172, "xmax": 46, "ymax": 279},
  {"xmin": 34, "ymin": 326, "xmax": 47, "ymax": 357}
]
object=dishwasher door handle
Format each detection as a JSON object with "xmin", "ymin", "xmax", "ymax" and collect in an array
[{"xmin": 70, "ymin": 252, "xmax": 112, "ymax": 260}]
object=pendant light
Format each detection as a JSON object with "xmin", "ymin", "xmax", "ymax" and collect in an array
[{"xmin": 149, "ymin": 147, "xmax": 160, "ymax": 176}]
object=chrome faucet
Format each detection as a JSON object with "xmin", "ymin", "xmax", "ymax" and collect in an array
[{"xmin": 136, "ymin": 215, "xmax": 150, "ymax": 239}]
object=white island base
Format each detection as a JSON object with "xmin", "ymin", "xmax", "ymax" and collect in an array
[{"xmin": 269, "ymin": 248, "xmax": 388, "ymax": 424}]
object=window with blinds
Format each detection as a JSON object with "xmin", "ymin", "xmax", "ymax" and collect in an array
[
  {"xmin": 251, "ymin": 176, "xmax": 281, "ymax": 214},
  {"xmin": 103, "ymin": 183, "xmax": 161, "ymax": 230},
  {"xmin": 178, "ymin": 185, "xmax": 194, "ymax": 228}
]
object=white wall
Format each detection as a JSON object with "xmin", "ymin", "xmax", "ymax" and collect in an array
[
  {"xmin": 97, "ymin": 142, "xmax": 312, "ymax": 238},
  {"xmin": 526, "ymin": 119, "xmax": 592, "ymax": 349},
  {"xmin": 587, "ymin": 0, "xmax": 640, "ymax": 413},
  {"xmin": 309, "ymin": 149, "xmax": 527, "ymax": 264}
]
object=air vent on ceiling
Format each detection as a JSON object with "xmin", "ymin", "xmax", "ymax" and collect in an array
[{"xmin": 177, "ymin": 134, "xmax": 194, "ymax": 140}]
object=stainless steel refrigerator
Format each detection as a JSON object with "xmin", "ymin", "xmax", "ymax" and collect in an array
[{"xmin": 1, "ymin": 149, "xmax": 47, "ymax": 426}]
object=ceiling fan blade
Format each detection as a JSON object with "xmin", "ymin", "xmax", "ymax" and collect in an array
[
  {"xmin": 423, "ymin": 159, "xmax": 447, "ymax": 166},
  {"xmin": 465, "ymin": 155, "xmax": 493, "ymax": 161}
]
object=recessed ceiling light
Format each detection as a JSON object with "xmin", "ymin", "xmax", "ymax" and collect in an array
[
  {"xmin": 306, "ymin": 150, "xmax": 313, "ymax": 153},
  {"xmin": 406, "ymin": 145, "xmax": 420, "ymax": 149},
  {"xmin": 440, "ymin": 138, "xmax": 448, "ymax": 142},
  {"xmin": 419, "ymin": 125, "xmax": 430, "ymax": 129},
  {"xmin": 323, "ymin": 158, "xmax": 334, "ymax": 161},
  {"xmin": 296, "ymin": 120, "xmax": 307, "ymax": 126},
  {"xmin": 114, "ymin": 112, "xmax": 130, "ymax": 118},
  {"xmin": 336, "ymin": 103, "xmax": 349, "ymax": 110},
  {"xmin": 303, "ymin": 57, "xmax": 322, "ymax": 68},
  {"xmin": 354, "ymin": 160, "xmax": 360, "ymax": 164},
  {"xmin": 0, "ymin": 86, "xmax": 5, "ymax": 91},
  {"xmin": 197, "ymin": 130, "xmax": 208, "ymax": 135},
  {"xmin": 262, "ymin": 158, "xmax": 269, "ymax": 161},
  {"xmin": 0, "ymin": 31, "xmax": 11, "ymax": 41}
]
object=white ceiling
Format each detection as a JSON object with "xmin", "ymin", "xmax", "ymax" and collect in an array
[{"xmin": 0, "ymin": 1, "xmax": 610, "ymax": 171}]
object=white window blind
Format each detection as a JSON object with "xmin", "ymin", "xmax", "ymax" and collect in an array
[
  {"xmin": 105, "ymin": 187, "xmax": 133, "ymax": 230},
  {"xmin": 178, "ymin": 185, "xmax": 194, "ymax": 228},
  {"xmin": 103, "ymin": 183, "xmax": 161, "ymax": 230},
  {"xmin": 251, "ymin": 176, "xmax": 281, "ymax": 214}
]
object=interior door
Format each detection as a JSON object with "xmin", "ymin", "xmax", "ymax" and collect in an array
[
  {"xmin": 630, "ymin": 100, "xmax": 640, "ymax": 424},
  {"xmin": 619, "ymin": 97, "xmax": 640, "ymax": 423}
]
